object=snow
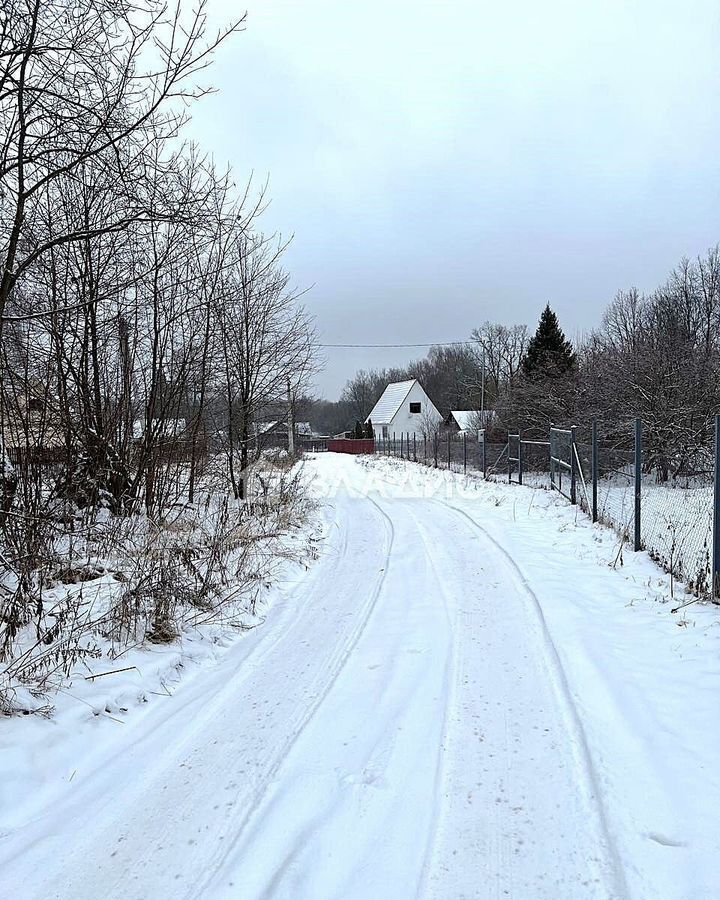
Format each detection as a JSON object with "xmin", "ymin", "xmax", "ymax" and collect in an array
[
  {"xmin": 594, "ymin": 472, "xmax": 714, "ymax": 591},
  {"xmin": 1, "ymin": 453, "xmax": 718, "ymax": 899},
  {"xmin": 132, "ymin": 417, "xmax": 187, "ymax": 439},
  {"xmin": 366, "ymin": 379, "xmax": 416, "ymax": 424}
]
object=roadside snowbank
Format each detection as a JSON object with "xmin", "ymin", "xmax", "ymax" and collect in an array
[{"xmin": 0, "ymin": 498, "xmax": 323, "ymax": 837}]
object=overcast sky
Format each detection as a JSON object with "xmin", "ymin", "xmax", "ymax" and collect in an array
[{"xmin": 188, "ymin": 0, "xmax": 720, "ymax": 399}]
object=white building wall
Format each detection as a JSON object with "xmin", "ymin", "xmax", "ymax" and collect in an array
[{"xmin": 373, "ymin": 381, "xmax": 441, "ymax": 439}]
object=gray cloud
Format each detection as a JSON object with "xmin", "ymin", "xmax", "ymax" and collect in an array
[{"xmin": 189, "ymin": 0, "xmax": 720, "ymax": 397}]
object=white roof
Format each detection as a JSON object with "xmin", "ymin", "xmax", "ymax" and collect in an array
[
  {"xmin": 366, "ymin": 379, "xmax": 417, "ymax": 425},
  {"xmin": 133, "ymin": 418, "xmax": 186, "ymax": 439},
  {"xmin": 450, "ymin": 411, "xmax": 479, "ymax": 432},
  {"xmin": 257, "ymin": 420, "xmax": 281, "ymax": 434}
]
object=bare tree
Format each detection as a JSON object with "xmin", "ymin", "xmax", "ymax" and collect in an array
[
  {"xmin": 0, "ymin": 0, "xmax": 244, "ymax": 331},
  {"xmin": 215, "ymin": 231, "xmax": 316, "ymax": 499}
]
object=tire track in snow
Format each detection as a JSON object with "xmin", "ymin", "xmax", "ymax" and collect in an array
[
  {"xmin": 394, "ymin": 498, "xmax": 458, "ymax": 900},
  {"xmin": 405, "ymin": 498, "xmax": 519, "ymax": 899},
  {"xmin": 187, "ymin": 494, "xmax": 396, "ymax": 899},
  {"xmin": 430, "ymin": 497, "xmax": 629, "ymax": 900},
  {"xmin": 207, "ymin": 491, "xmax": 460, "ymax": 900}
]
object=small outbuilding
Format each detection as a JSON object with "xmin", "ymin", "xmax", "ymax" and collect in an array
[
  {"xmin": 445, "ymin": 409, "xmax": 496, "ymax": 434},
  {"xmin": 445, "ymin": 410, "xmax": 478, "ymax": 434},
  {"xmin": 366, "ymin": 379, "xmax": 441, "ymax": 440}
]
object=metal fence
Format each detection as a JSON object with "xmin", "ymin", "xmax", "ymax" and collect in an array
[{"xmin": 374, "ymin": 419, "xmax": 720, "ymax": 602}]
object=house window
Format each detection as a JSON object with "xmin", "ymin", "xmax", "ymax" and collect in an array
[
  {"xmin": 28, "ymin": 397, "xmax": 44, "ymax": 412},
  {"xmin": 409, "ymin": 402, "xmax": 421, "ymax": 414}
]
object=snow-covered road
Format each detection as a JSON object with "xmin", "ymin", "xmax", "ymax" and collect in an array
[{"xmin": 3, "ymin": 453, "xmax": 715, "ymax": 899}]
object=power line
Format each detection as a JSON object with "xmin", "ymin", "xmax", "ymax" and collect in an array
[{"xmin": 319, "ymin": 339, "xmax": 481, "ymax": 349}]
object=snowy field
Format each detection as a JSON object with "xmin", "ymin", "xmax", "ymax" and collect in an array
[{"xmin": 1, "ymin": 453, "xmax": 718, "ymax": 899}]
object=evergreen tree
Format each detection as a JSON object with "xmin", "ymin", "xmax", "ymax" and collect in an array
[
  {"xmin": 364, "ymin": 418, "xmax": 374, "ymax": 439},
  {"xmin": 354, "ymin": 420, "xmax": 364, "ymax": 439},
  {"xmin": 522, "ymin": 303, "xmax": 575, "ymax": 377}
]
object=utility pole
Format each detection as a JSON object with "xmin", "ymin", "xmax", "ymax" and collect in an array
[
  {"xmin": 481, "ymin": 349, "xmax": 485, "ymax": 423},
  {"xmin": 287, "ymin": 377, "xmax": 295, "ymax": 456}
]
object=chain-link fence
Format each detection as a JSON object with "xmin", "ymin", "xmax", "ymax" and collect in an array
[{"xmin": 374, "ymin": 420, "xmax": 720, "ymax": 601}]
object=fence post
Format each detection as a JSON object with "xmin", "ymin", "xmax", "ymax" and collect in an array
[
  {"xmin": 413, "ymin": 432, "xmax": 417, "ymax": 462},
  {"xmin": 634, "ymin": 418, "xmax": 642, "ymax": 552},
  {"xmin": 463, "ymin": 431, "xmax": 467, "ymax": 474},
  {"xmin": 570, "ymin": 425, "xmax": 577, "ymax": 504},
  {"xmin": 713, "ymin": 415, "xmax": 720, "ymax": 601},
  {"xmin": 447, "ymin": 433, "xmax": 451, "ymax": 470},
  {"xmin": 424, "ymin": 434, "xmax": 427, "ymax": 463},
  {"xmin": 591, "ymin": 419, "xmax": 598, "ymax": 523},
  {"xmin": 434, "ymin": 431, "xmax": 438, "ymax": 468},
  {"xmin": 508, "ymin": 434, "xmax": 512, "ymax": 483},
  {"xmin": 481, "ymin": 429, "xmax": 486, "ymax": 479},
  {"xmin": 518, "ymin": 430, "xmax": 523, "ymax": 485}
]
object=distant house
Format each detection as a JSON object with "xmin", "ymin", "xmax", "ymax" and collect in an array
[
  {"xmin": 2, "ymin": 377, "xmax": 65, "ymax": 462},
  {"xmin": 256, "ymin": 420, "xmax": 283, "ymax": 437},
  {"xmin": 445, "ymin": 410, "xmax": 477, "ymax": 434},
  {"xmin": 445, "ymin": 410, "xmax": 496, "ymax": 434},
  {"xmin": 366, "ymin": 379, "xmax": 441, "ymax": 439},
  {"xmin": 253, "ymin": 420, "xmax": 288, "ymax": 450}
]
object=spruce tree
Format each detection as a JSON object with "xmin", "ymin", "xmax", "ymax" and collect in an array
[
  {"xmin": 364, "ymin": 419, "xmax": 374, "ymax": 439},
  {"xmin": 522, "ymin": 303, "xmax": 575, "ymax": 377},
  {"xmin": 354, "ymin": 420, "xmax": 364, "ymax": 439}
]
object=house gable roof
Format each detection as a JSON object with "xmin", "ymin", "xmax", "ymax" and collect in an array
[
  {"xmin": 365, "ymin": 379, "xmax": 418, "ymax": 425},
  {"xmin": 450, "ymin": 410, "xmax": 479, "ymax": 432}
]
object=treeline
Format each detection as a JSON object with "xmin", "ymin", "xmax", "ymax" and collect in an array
[
  {"xmin": 324, "ymin": 246, "xmax": 720, "ymax": 476},
  {"xmin": 0, "ymin": 2, "xmax": 315, "ymax": 693}
]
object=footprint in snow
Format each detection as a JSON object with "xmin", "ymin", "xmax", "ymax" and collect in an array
[{"xmin": 646, "ymin": 832, "xmax": 687, "ymax": 848}]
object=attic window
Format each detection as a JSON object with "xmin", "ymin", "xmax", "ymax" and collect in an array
[
  {"xmin": 409, "ymin": 402, "xmax": 421, "ymax": 414},
  {"xmin": 28, "ymin": 397, "xmax": 44, "ymax": 412}
]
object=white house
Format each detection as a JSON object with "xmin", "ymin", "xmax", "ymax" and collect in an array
[{"xmin": 365, "ymin": 379, "xmax": 441, "ymax": 440}]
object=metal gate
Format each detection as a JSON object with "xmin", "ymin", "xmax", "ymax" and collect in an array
[{"xmin": 549, "ymin": 426, "xmax": 576, "ymax": 503}]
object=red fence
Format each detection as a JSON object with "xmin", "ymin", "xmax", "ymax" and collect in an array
[{"xmin": 327, "ymin": 438, "xmax": 375, "ymax": 455}]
